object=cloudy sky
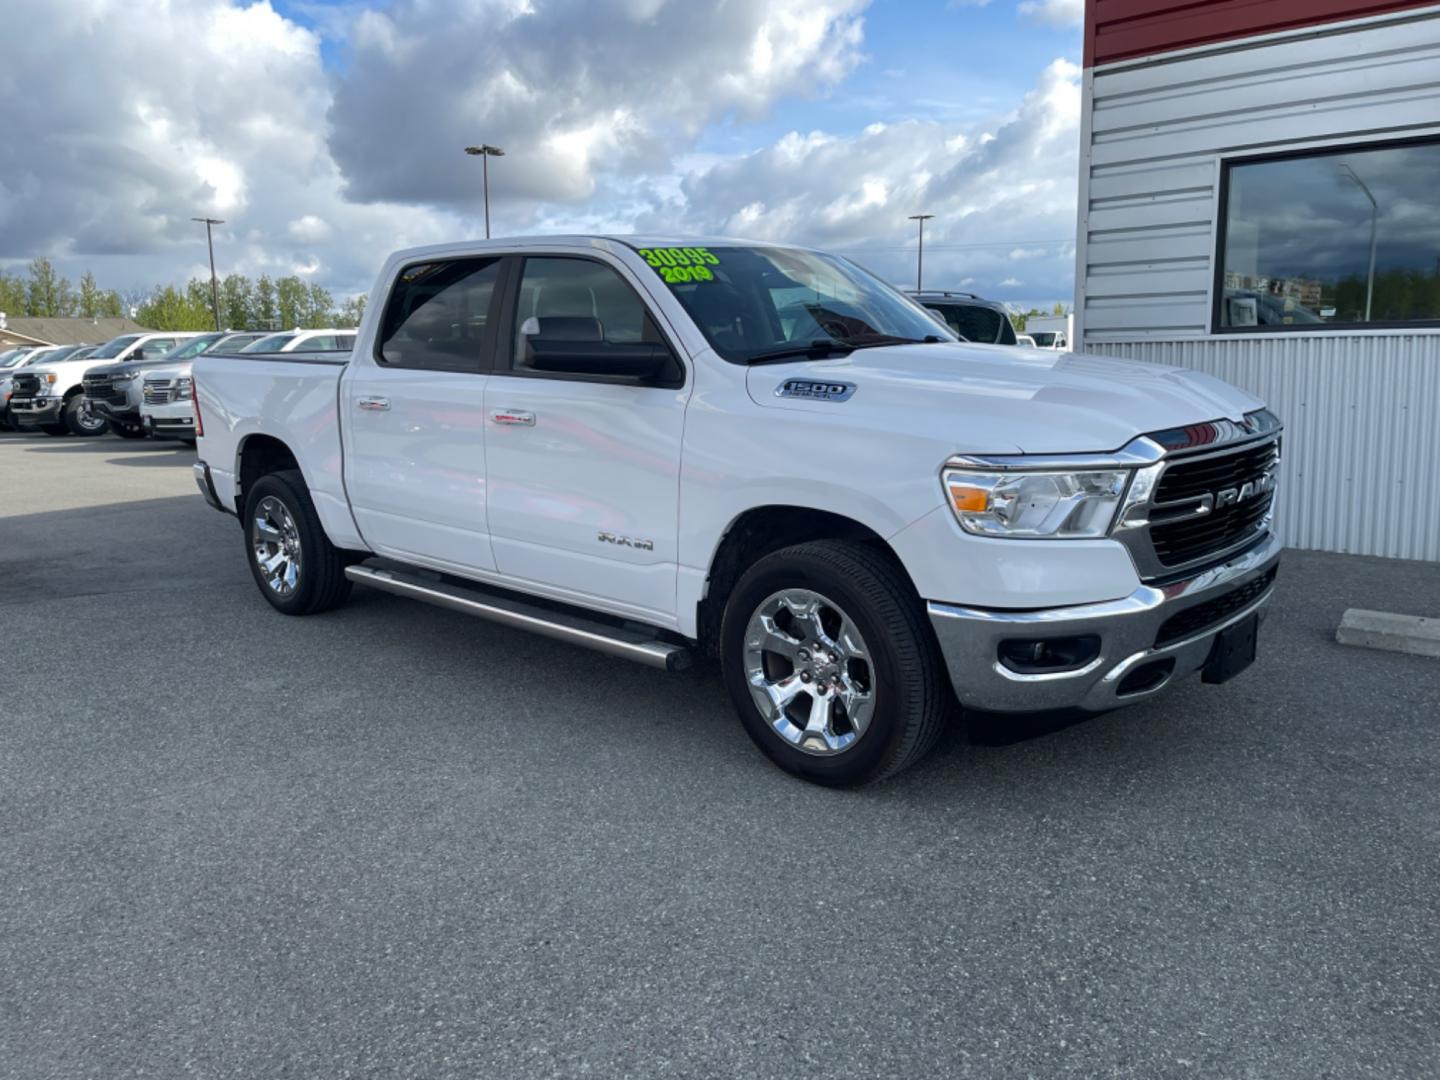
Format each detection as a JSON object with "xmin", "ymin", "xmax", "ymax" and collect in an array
[{"xmin": 0, "ymin": 0, "xmax": 1084, "ymax": 308}]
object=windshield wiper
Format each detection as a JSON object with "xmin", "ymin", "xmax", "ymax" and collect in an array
[
  {"xmin": 745, "ymin": 339, "xmax": 857, "ymax": 365},
  {"xmin": 839, "ymin": 333, "xmax": 946, "ymax": 349}
]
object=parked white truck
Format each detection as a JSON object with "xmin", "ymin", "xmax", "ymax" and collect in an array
[
  {"xmin": 11, "ymin": 331, "xmax": 202, "ymax": 436},
  {"xmin": 194, "ymin": 236, "xmax": 1282, "ymax": 785}
]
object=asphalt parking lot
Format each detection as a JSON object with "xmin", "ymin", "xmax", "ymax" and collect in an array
[{"xmin": 2, "ymin": 429, "xmax": 1438, "ymax": 1079}]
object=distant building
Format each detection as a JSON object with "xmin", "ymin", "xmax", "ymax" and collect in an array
[
  {"xmin": 0, "ymin": 314, "xmax": 150, "ymax": 349},
  {"xmin": 1073, "ymin": 0, "xmax": 1440, "ymax": 561}
]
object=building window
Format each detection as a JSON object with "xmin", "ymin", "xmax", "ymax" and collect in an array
[{"xmin": 1215, "ymin": 137, "xmax": 1440, "ymax": 332}]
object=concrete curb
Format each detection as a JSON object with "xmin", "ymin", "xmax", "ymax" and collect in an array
[{"xmin": 1336, "ymin": 609, "xmax": 1440, "ymax": 659}]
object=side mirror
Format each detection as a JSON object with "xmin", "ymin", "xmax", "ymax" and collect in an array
[{"xmin": 522, "ymin": 317, "xmax": 679, "ymax": 385}]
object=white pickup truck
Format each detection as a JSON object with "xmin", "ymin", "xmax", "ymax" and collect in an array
[{"xmin": 194, "ymin": 236, "xmax": 1282, "ymax": 785}]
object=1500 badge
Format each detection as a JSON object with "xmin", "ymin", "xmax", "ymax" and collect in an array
[{"xmin": 776, "ymin": 379, "xmax": 856, "ymax": 402}]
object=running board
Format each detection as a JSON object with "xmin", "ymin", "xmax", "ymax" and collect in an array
[{"xmin": 345, "ymin": 564, "xmax": 692, "ymax": 672}]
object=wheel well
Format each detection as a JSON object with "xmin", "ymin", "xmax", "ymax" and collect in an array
[
  {"xmin": 237, "ymin": 435, "xmax": 300, "ymax": 512},
  {"xmin": 696, "ymin": 506, "xmax": 913, "ymax": 656}
]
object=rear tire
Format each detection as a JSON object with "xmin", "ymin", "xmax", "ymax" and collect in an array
[
  {"xmin": 242, "ymin": 469, "xmax": 352, "ymax": 616},
  {"xmin": 109, "ymin": 421, "xmax": 146, "ymax": 439},
  {"xmin": 62, "ymin": 395, "xmax": 106, "ymax": 437},
  {"xmin": 720, "ymin": 540, "xmax": 951, "ymax": 786}
]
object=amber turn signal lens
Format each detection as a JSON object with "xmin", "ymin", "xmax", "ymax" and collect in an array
[{"xmin": 948, "ymin": 485, "xmax": 989, "ymax": 513}]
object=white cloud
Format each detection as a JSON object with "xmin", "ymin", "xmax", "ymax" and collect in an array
[
  {"xmin": 1019, "ymin": 0, "xmax": 1084, "ymax": 28},
  {"xmin": 636, "ymin": 59, "xmax": 1083, "ymax": 303},
  {"xmin": 327, "ymin": 0, "xmax": 869, "ymax": 211},
  {"xmin": 0, "ymin": 0, "xmax": 1081, "ymax": 310}
]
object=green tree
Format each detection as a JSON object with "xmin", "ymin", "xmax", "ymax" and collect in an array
[
  {"xmin": 0, "ymin": 272, "xmax": 26, "ymax": 317},
  {"xmin": 220, "ymin": 274, "xmax": 254, "ymax": 330},
  {"xmin": 303, "ymin": 282, "xmax": 334, "ymax": 328},
  {"xmin": 254, "ymin": 274, "xmax": 277, "ymax": 329},
  {"xmin": 135, "ymin": 284, "xmax": 213, "ymax": 331},
  {"xmin": 78, "ymin": 271, "xmax": 103, "ymax": 318},
  {"xmin": 335, "ymin": 294, "xmax": 366, "ymax": 329},
  {"xmin": 26, "ymin": 257, "xmax": 63, "ymax": 316},
  {"xmin": 99, "ymin": 290, "xmax": 125, "ymax": 319},
  {"xmin": 275, "ymin": 275, "xmax": 308, "ymax": 329},
  {"xmin": 187, "ymin": 278, "xmax": 219, "ymax": 328}
]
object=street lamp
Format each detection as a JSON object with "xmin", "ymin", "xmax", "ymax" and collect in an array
[
  {"xmin": 191, "ymin": 217, "xmax": 224, "ymax": 330},
  {"xmin": 908, "ymin": 213, "xmax": 935, "ymax": 292},
  {"xmin": 464, "ymin": 144, "xmax": 505, "ymax": 239},
  {"xmin": 1337, "ymin": 163, "xmax": 1378, "ymax": 323}
]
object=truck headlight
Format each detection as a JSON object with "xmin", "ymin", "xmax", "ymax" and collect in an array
[
  {"xmin": 175, "ymin": 377, "xmax": 193, "ymax": 396},
  {"xmin": 943, "ymin": 467, "xmax": 1129, "ymax": 539}
]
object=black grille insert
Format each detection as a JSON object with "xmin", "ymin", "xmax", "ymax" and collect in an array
[
  {"xmin": 1149, "ymin": 439, "xmax": 1279, "ymax": 567},
  {"xmin": 1154, "ymin": 566, "xmax": 1277, "ymax": 647},
  {"xmin": 11, "ymin": 374, "xmax": 40, "ymax": 397}
]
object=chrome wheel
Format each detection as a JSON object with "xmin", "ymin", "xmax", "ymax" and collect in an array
[
  {"xmin": 76, "ymin": 399, "xmax": 106, "ymax": 432},
  {"xmin": 743, "ymin": 588, "xmax": 876, "ymax": 756},
  {"xmin": 251, "ymin": 496, "xmax": 302, "ymax": 597}
]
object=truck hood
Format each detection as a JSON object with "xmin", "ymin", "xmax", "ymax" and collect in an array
[{"xmin": 744, "ymin": 342, "xmax": 1265, "ymax": 454}]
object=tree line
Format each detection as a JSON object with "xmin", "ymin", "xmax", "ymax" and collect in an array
[{"xmin": 0, "ymin": 257, "xmax": 364, "ymax": 331}]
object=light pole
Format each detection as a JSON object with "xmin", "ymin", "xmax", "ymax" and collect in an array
[
  {"xmin": 908, "ymin": 213, "xmax": 935, "ymax": 292},
  {"xmin": 464, "ymin": 144, "xmax": 505, "ymax": 239},
  {"xmin": 191, "ymin": 217, "xmax": 224, "ymax": 330},
  {"xmin": 1337, "ymin": 164, "xmax": 1377, "ymax": 323}
]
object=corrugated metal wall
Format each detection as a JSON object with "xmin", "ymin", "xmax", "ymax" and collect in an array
[
  {"xmin": 1076, "ymin": 6, "xmax": 1440, "ymax": 560},
  {"xmin": 1092, "ymin": 336, "xmax": 1440, "ymax": 560},
  {"xmin": 1078, "ymin": 8, "xmax": 1440, "ymax": 341}
]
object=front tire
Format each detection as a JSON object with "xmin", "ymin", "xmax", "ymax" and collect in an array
[
  {"xmin": 242, "ymin": 469, "xmax": 352, "ymax": 615},
  {"xmin": 720, "ymin": 540, "xmax": 951, "ymax": 786},
  {"xmin": 62, "ymin": 395, "xmax": 107, "ymax": 437}
]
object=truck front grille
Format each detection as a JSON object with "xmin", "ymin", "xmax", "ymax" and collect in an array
[
  {"xmin": 143, "ymin": 384, "xmax": 175, "ymax": 405},
  {"xmin": 1144, "ymin": 437, "xmax": 1280, "ymax": 571},
  {"xmin": 83, "ymin": 377, "xmax": 128, "ymax": 405},
  {"xmin": 11, "ymin": 374, "xmax": 39, "ymax": 397}
]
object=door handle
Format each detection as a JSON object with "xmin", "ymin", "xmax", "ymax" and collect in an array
[
  {"xmin": 490, "ymin": 409, "xmax": 535, "ymax": 426},
  {"xmin": 357, "ymin": 396, "xmax": 390, "ymax": 411}
]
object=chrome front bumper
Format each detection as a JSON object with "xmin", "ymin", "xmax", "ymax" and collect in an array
[
  {"xmin": 9, "ymin": 397, "xmax": 62, "ymax": 425},
  {"xmin": 928, "ymin": 532, "xmax": 1282, "ymax": 713}
]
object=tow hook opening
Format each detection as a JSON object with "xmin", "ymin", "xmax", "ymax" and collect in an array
[
  {"xmin": 1117, "ymin": 658, "xmax": 1175, "ymax": 697},
  {"xmin": 997, "ymin": 634, "xmax": 1102, "ymax": 675}
]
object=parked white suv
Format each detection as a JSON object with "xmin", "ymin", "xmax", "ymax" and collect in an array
[
  {"xmin": 10, "ymin": 332, "xmax": 203, "ymax": 436},
  {"xmin": 193, "ymin": 236, "xmax": 1281, "ymax": 786}
]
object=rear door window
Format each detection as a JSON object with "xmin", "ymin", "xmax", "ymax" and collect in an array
[{"xmin": 377, "ymin": 258, "xmax": 503, "ymax": 372}]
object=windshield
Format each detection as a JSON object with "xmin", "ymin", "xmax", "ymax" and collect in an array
[
  {"xmin": 36, "ymin": 344, "xmax": 87, "ymax": 363},
  {"xmin": 921, "ymin": 302, "xmax": 1017, "ymax": 345},
  {"xmin": 91, "ymin": 334, "xmax": 142, "ymax": 359},
  {"xmin": 217, "ymin": 333, "xmax": 266, "ymax": 351},
  {"xmin": 0, "ymin": 349, "xmax": 34, "ymax": 367},
  {"xmin": 161, "ymin": 333, "xmax": 225, "ymax": 361},
  {"xmin": 1029, "ymin": 332, "xmax": 1057, "ymax": 347},
  {"xmin": 241, "ymin": 333, "xmax": 297, "ymax": 353},
  {"xmin": 630, "ymin": 244, "xmax": 956, "ymax": 362}
]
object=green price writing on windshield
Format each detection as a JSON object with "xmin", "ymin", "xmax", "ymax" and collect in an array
[{"xmin": 638, "ymin": 247, "xmax": 720, "ymax": 285}]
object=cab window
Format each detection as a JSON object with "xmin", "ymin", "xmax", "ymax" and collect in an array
[
  {"xmin": 378, "ymin": 257, "xmax": 502, "ymax": 371},
  {"xmin": 508, "ymin": 256, "xmax": 681, "ymax": 386}
]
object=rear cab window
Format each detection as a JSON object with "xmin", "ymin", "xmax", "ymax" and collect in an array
[{"xmin": 377, "ymin": 258, "xmax": 503, "ymax": 372}]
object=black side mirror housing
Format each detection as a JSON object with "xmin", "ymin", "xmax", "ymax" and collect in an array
[{"xmin": 524, "ymin": 337, "xmax": 681, "ymax": 387}]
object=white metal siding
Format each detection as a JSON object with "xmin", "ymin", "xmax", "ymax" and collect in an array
[
  {"xmin": 1076, "ymin": 8, "xmax": 1440, "ymax": 560},
  {"xmin": 1077, "ymin": 8, "xmax": 1440, "ymax": 341},
  {"xmin": 1092, "ymin": 335, "xmax": 1440, "ymax": 561}
]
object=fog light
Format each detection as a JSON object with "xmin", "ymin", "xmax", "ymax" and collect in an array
[{"xmin": 997, "ymin": 635, "xmax": 1102, "ymax": 675}]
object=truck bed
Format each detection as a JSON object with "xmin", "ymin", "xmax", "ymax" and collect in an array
[{"xmin": 193, "ymin": 350, "xmax": 363, "ymax": 549}]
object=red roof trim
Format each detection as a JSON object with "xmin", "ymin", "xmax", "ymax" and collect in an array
[{"xmin": 1086, "ymin": 0, "xmax": 1440, "ymax": 67}]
